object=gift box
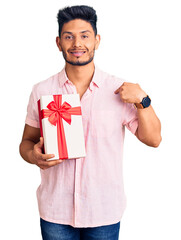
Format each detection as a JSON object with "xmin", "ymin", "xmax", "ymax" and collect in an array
[{"xmin": 37, "ymin": 94, "xmax": 86, "ymax": 160}]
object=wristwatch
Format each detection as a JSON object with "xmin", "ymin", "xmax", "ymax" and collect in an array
[{"xmin": 134, "ymin": 95, "xmax": 151, "ymax": 109}]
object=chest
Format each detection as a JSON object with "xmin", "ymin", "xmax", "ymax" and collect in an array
[{"xmin": 76, "ymin": 86, "xmax": 89, "ymax": 100}]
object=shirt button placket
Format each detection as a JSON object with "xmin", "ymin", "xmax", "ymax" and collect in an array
[
  {"xmin": 73, "ymin": 85, "xmax": 90, "ymax": 226},
  {"xmin": 74, "ymin": 158, "xmax": 82, "ymax": 226}
]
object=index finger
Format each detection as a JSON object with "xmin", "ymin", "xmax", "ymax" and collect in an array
[
  {"xmin": 41, "ymin": 153, "xmax": 55, "ymax": 161},
  {"xmin": 114, "ymin": 82, "xmax": 125, "ymax": 94},
  {"xmin": 44, "ymin": 159, "xmax": 65, "ymax": 167},
  {"xmin": 114, "ymin": 87, "xmax": 121, "ymax": 94}
]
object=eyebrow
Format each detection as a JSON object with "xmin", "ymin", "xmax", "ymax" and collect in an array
[{"xmin": 62, "ymin": 30, "xmax": 91, "ymax": 35}]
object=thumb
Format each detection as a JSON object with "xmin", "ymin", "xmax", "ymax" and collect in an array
[
  {"xmin": 38, "ymin": 137, "xmax": 44, "ymax": 148},
  {"xmin": 114, "ymin": 87, "xmax": 120, "ymax": 94}
]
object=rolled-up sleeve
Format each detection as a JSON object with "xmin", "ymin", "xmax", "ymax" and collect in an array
[
  {"xmin": 123, "ymin": 103, "xmax": 138, "ymax": 134},
  {"xmin": 25, "ymin": 86, "xmax": 40, "ymax": 128}
]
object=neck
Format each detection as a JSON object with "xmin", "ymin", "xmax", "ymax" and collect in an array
[{"xmin": 65, "ymin": 61, "xmax": 95, "ymax": 88}]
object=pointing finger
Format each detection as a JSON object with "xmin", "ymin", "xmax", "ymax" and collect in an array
[{"xmin": 114, "ymin": 87, "xmax": 121, "ymax": 94}]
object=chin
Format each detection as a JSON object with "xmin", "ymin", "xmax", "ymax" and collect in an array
[{"xmin": 66, "ymin": 57, "xmax": 94, "ymax": 66}]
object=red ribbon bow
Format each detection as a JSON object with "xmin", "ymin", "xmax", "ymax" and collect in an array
[{"xmin": 41, "ymin": 95, "xmax": 82, "ymax": 159}]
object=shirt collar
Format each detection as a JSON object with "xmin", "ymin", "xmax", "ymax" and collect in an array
[
  {"xmin": 58, "ymin": 68, "xmax": 71, "ymax": 88},
  {"xmin": 58, "ymin": 65, "xmax": 102, "ymax": 89}
]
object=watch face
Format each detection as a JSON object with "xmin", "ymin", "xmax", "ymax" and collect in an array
[{"xmin": 142, "ymin": 96, "xmax": 151, "ymax": 108}]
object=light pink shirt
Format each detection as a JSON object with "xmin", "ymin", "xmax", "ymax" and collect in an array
[{"xmin": 25, "ymin": 66, "xmax": 138, "ymax": 227}]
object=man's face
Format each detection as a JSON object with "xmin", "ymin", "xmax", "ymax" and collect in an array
[{"xmin": 56, "ymin": 19, "xmax": 100, "ymax": 66}]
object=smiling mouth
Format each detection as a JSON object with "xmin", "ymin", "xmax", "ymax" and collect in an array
[{"xmin": 70, "ymin": 50, "xmax": 86, "ymax": 57}]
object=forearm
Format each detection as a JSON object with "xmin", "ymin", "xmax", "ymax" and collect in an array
[
  {"xmin": 114, "ymin": 82, "xmax": 161, "ymax": 147},
  {"xmin": 19, "ymin": 140, "xmax": 35, "ymax": 164},
  {"xmin": 136, "ymin": 105, "xmax": 162, "ymax": 147}
]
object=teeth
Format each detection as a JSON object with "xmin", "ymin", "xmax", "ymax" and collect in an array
[
  {"xmin": 71, "ymin": 51, "xmax": 85, "ymax": 56},
  {"xmin": 70, "ymin": 51, "xmax": 85, "ymax": 53}
]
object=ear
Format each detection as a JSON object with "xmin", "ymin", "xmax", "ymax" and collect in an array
[
  {"xmin": 95, "ymin": 34, "xmax": 101, "ymax": 50},
  {"xmin": 56, "ymin": 36, "xmax": 62, "ymax": 52}
]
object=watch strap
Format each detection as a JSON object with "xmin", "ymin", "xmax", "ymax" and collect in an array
[
  {"xmin": 134, "ymin": 95, "xmax": 151, "ymax": 109},
  {"xmin": 134, "ymin": 102, "xmax": 144, "ymax": 109}
]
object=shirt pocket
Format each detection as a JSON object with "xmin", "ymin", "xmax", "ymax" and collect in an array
[{"xmin": 91, "ymin": 110, "xmax": 116, "ymax": 138}]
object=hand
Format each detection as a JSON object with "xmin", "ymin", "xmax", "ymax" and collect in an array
[
  {"xmin": 29, "ymin": 137, "xmax": 65, "ymax": 170},
  {"xmin": 114, "ymin": 82, "xmax": 147, "ymax": 104}
]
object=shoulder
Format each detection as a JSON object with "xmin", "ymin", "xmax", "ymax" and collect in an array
[
  {"xmin": 33, "ymin": 72, "xmax": 60, "ymax": 92},
  {"xmin": 96, "ymin": 67, "xmax": 125, "ymax": 90},
  {"xmin": 31, "ymin": 72, "xmax": 60, "ymax": 100}
]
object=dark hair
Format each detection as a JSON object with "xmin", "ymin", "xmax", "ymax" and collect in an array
[{"xmin": 57, "ymin": 5, "xmax": 97, "ymax": 37}]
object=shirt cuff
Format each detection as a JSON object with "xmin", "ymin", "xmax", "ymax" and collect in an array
[
  {"xmin": 25, "ymin": 116, "xmax": 40, "ymax": 128},
  {"xmin": 126, "ymin": 118, "xmax": 138, "ymax": 135}
]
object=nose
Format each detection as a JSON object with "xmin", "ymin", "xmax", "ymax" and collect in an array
[{"xmin": 73, "ymin": 36, "xmax": 82, "ymax": 48}]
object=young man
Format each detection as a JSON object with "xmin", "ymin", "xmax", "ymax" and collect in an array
[{"xmin": 19, "ymin": 5, "xmax": 161, "ymax": 240}]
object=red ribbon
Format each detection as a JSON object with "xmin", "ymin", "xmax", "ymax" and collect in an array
[{"xmin": 41, "ymin": 95, "xmax": 82, "ymax": 159}]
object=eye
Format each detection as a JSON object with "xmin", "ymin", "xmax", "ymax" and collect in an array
[
  {"xmin": 81, "ymin": 35, "xmax": 88, "ymax": 39},
  {"xmin": 65, "ymin": 35, "xmax": 73, "ymax": 40}
]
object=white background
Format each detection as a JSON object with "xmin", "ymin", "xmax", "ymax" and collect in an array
[{"xmin": 0, "ymin": 0, "xmax": 181, "ymax": 239}]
